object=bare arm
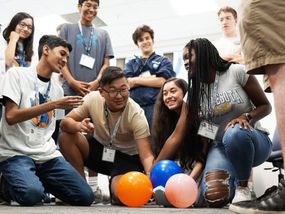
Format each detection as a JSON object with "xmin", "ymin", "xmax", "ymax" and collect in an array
[
  {"xmin": 88, "ymin": 57, "xmax": 110, "ymax": 91},
  {"xmin": 4, "ymin": 96, "xmax": 83, "ymax": 125},
  {"xmin": 128, "ymin": 76, "xmax": 166, "ymax": 89},
  {"xmin": 225, "ymin": 75, "xmax": 272, "ymax": 130},
  {"xmin": 5, "ymin": 32, "xmax": 20, "ymax": 67},
  {"xmin": 61, "ymin": 66, "xmax": 90, "ymax": 96},
  {"xmin": 60, "ymin": 110, "xmax": 94, "ymax": 134},
  {"xmin": 135, "ymin": 137, "xmax": 154, "ymax": 174},
  {"xmin": 189, "ymin": 138, "xmax": 209, "ymax": 180},
  {"xmin": 154, "ymin": 103, "xmax": 188, "ymax": 164}
]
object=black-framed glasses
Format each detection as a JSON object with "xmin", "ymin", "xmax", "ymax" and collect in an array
[
  {"xmin": 18, "ymin": 22, "xmax": 33, "ymax": 32},
  {"xmin": 102, "ymin": 88, "xmax": 129, "ymax": 98}
]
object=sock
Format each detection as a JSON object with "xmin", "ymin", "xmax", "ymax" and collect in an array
[{"xmin": 88, "ymin": 176, "xmax": 99, "ymax": 192}]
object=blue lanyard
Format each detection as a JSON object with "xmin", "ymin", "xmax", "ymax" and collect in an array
[{"xmin": 78, "ymin": 22, "xmax": 94, "ymax": 55}]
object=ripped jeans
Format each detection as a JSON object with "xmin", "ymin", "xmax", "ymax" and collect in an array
[{"xmin": 196, "ymin": 143, "xmax": 236, "ymax": 208}]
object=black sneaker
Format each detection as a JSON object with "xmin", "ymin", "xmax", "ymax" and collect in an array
[{"xmin": 229, "ymin": 179, "xmax": 285, "ymax": 213}]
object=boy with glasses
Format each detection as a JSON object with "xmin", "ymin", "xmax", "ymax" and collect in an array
[{"xmin": 59, "ymin": 66, "xmax": 154, "ymax": 205}]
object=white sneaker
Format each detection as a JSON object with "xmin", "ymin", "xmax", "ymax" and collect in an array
[
  {"xmin": 232, "ymin": 186, "xmax": 252, "ymax": 203},
  {"xmin": 93, "ymin": 186, "xmax": 110, "ymax": 204}
]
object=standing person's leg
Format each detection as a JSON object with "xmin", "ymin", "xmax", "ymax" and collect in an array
[
  {"xmin": 266, "ymin": 64, "xmax": 285, "ymax": 168},
  {"xmin": 0, "ymin": 156, "xmax": 45, "ymax": 206},
  {"xmin": 37, "ymin": 156, "xmax": 94, "ymax": 206},
  {"xmin": 222, "ymin": 125, "xmax": 272, "ymax": 202},
  {"xmin": 196, "ymin": 143, "xmax": 236, "ymax": 208},
  {"xmin": 230, "ymin": 0, "xmax": 285, "ymax": 212}
]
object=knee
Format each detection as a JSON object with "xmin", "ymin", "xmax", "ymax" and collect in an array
[
  {"xmin": 204, "ymin": 170, "xmax": 231, "ymax": 208},
  {"xmin": 223, "ymin": 125, "xmax": 249, "ymax": 145},
  {"xmin": 16, "ymin": 185, "xmax": 44, "ymax": 206}
]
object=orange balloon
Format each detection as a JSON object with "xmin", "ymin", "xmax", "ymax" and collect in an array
[
  {"xmin": 165, "ymin": 173, "xmax": 198, "ymax": 208},
  {"xmin": 116, "ymin": 171, "xmax": 153, "ymax": 207}
]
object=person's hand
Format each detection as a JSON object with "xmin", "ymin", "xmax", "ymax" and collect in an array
[
  {"xmin": 127, "ymin": 77, "xmax": 138, "ymax": 89},
  {"xmin": 78, "ymin": 118, "xmax": 94, "ymax": 134},
  {"xmin": 70, "ymin": 80, "xmax": 90, "ymax": 96},
  {"xmin": 225, "ymin": 115, "xmax": 252, "ymax": 130},
  {"xmin": 55, "ymin": 96, "xmax": 83, "ymax": 109},
  {"xmin": 88, "ymin": 79, "xmax": 100, "ymax": 91},
  {"xmin": 9, "ymin": 31, "xmax": 20, "ymax": 42}
]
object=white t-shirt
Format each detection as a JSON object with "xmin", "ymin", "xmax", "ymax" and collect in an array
[
  {"xmin": 0, "ymin": 66, "xmax": 63, "ymax": 163},
  {"xmin": 214, "ymin": 36, "xmax": 241, "ymax": 57}
]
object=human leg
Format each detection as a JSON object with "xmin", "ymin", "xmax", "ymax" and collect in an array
[
  {"xmin": 37, "ymin": 156, "xmax": 94, "ymax": 206},
  {"xmin": 266, "ymin": 64, "xmax": 285, "ymax": 168},
  {"xmin": 0, "ymin": 156, "xmax": 45, "ymax": 206},
  {"xmin": 223, "ymin": 124, "xmax": 272, "ymax": 185},
  {"xmin": 197, "ymin": 143, "xmax": 236, "ymax": 207},
  {"xmin": 58, "ymin": 131, "xmax": 89, "ymax": 176}
]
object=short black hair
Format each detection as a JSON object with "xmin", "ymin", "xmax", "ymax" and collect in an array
[
  {"xmin": 78, "ymin": 0, "xmax": 100, "ymax": 6},
  {"xmin": 99, "ymin": 66, "xmax": 126, "ymax": 86},
  {"xmin": 38, "ymin": 35, "xmax": 72, "ymax": 59}
]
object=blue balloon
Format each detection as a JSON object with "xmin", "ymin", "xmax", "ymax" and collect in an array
[{"xmin": 150, "ymin": 160, "xmax": 182, "ymax": 188}]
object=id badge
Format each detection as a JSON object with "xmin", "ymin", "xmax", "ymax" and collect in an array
[
  {"xmin": 79, "ymin": 54, "xmax": 95, "ymax": 69},
  {"xmin": 197, "ymin": 120, "xmax": 219, "ymax": 140},
  {"xmin": 102, "ymin": 147, "xmax": 116, "ymax": 163},
  {"xmin": 29, "ymin": 128, "xmax": 44, "ymax": 144}
]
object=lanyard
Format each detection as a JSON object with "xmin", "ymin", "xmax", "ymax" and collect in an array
[
  {"xmin": 104, "ymin": 103, "xmax": 122, "ymax": 147},
  {"xmin": 78, "ymin": 22, "xmax": 94, "ymax": 55},
  {"xmin": 33, "ymin": 75, "xmax": 51, "ymax": 126}
]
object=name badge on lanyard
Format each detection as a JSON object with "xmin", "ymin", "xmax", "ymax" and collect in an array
[
  {"xmin": 78, "ymin": 22, "xmax": 95, "ymax": 69},
  {"xmin": 198, "ymin": 120, "xmax": 219, "ymax": 140}
]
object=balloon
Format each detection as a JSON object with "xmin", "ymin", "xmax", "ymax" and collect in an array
[
  {"xmin": 165, "ymin": 173, "xmax": 198, "ymax": 208},
  {"xmin": 116, "ymin": 171, "xmax": 153, "ymax": 207},
  {"xmin": 150, "ymin": 160, "xmax": 182, "ymax": 188}
]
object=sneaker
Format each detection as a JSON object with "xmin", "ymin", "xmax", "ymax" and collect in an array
[
  {"xmin": 232, "ymin": 186, "xmax": 252, "ymax": 203},
  {"xmin": 93, "ymin": 186, "xmax": 110, "ymax": 204},
  {"xmin": 229, "ymin": 179, "xmax": 285, "ymax": 213}
]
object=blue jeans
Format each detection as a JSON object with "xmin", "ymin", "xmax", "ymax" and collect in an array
[
  {"xmin": 197, "ymin": 143, "xmax": 236, "ymax": 208},
  {"xmin": 222, "ymin": 124, "xmax": 272, "ymax": 181},
  {"xmin": 0, "ymin": 156, "xmax": 94, "ymax": 206}
]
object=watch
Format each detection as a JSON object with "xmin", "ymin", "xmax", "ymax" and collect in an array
[{"xmin": 243, "ymin": 112, "xmax": 252, "ymax": 122}]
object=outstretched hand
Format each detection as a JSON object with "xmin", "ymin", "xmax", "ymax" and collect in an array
[{"xmin": 56, "ymin": 96, "xmax": 83, "ymax": 109}]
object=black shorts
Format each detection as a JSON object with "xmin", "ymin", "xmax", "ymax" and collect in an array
[{"xmin": 84, "ymin": 135, "xmax": 144, "ymax": 179}]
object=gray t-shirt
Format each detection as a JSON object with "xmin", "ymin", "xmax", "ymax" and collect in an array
[
  {"xmin": 205, "ymin": 64, "xmax": 253, "ymax": 141},
  {"xmin": 59, "ymin": 23, "xmax": 114, "ymax": 95}
]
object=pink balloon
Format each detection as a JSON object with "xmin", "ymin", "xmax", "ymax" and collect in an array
[{"xmin": 165, "ymin": 173, "xmax": 198, "ymax": 208}]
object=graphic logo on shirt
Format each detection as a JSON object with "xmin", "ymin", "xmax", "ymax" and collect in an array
[
  {"xmin": 213, "ymin": 89, "xmax": 244, "ymax": 116},
  {"xmin": 30, "ymin": 93, "xmax": 53, "ymax": 127},
  {"xmin": 76, "ymin": 33, "xmax": 97, "ymax": 47}
]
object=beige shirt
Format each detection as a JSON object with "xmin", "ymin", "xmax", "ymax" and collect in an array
[{"xmin": 74, "ymin": 91, "xmax": 150, "ymax": 155}]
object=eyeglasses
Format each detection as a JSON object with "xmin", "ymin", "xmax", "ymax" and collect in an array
[
  {"xmin": 102, "ymin": 88, "xmax": 129, "ymax": 98},
  {"xmin": 18, "ymin": 22, "xmax": 33, "ymax": 32}
]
